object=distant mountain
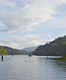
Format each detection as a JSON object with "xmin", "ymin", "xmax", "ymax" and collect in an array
[
  {"xmin": 0, "ymin": 46, "xmax": 37, "ymax": 55},
  {"xmin": 2, "ymin": 35, "xmax": 66, "ymax": 56},
  {"xmin": 22, "ymin": 47, "xmax": 37, "ymax": 53},
  {"xmin": 33, "ymin": 36, "xmax": 66, "ymax": 56}
]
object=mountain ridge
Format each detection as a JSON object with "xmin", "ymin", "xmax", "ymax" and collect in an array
[{"xmin": 33, "ymin": 35, "xmax": 66, "ymax": 56}]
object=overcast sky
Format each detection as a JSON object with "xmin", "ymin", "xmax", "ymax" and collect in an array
[{"xmin": 0, "ymin": 0, "xmax": 66, "ymax": 49}]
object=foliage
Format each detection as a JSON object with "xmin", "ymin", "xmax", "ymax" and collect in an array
[
  {"xmin": 0, "ymin": 47, "xmax": 8, "ymax": 56},
  {"xmin": 59, "ymin": 41, "xmax": 66, "ymax": 46},
  {"xmin": 55, "ymin": 56, "xmax": 66, "ymax": 61}
]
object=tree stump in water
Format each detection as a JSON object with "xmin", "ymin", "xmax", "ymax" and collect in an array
[{"xmin": 2, "ymin": 56, "xmax": 3, "ymax": 61}]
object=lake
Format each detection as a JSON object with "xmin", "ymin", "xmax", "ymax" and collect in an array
[{"xmin": 0, "ymin": 55, "xmax": 66, "ymax": 80}]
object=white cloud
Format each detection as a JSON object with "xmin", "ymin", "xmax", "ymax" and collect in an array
[
  {"xmin": 7, "ymin": 34, "xmax": 42, "ymax": 49},
  {"xmin": 0, "ymin": 0, "xmax": 54, "ymax": 33},
  {"xmin": 57, "ymin": 0, "xmax": 66, "ymax": 4},
  {"xmin": 0, "ymin": 0, "xmax": 66, "ymax": 48},
  {"xmin": 0, "ymin": 0, "xmax": 16, "ymax": 8}
]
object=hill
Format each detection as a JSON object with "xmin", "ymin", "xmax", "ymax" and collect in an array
[
  {"xmin": 0, "ymin": 46, "xmax": 37, "ymax": 55},
  {"xmin": 33, "ymin": 36, "xmax": 66, "ymax": 56},
  {"xmin": 0, "ymin": 46, "xmax": 27, "ymax": 55}
]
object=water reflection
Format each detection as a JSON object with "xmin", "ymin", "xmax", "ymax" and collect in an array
[
  {"xmin": 40, "ymin": 56, "xmax": 66, "ymax": 80},
  {"xmin": 0, "ymin": 56, "xmax": 66, "ymax": 80}
]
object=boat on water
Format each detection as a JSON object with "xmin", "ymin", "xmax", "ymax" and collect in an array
[{"xmin": 28, "ymin": 53, "xmax": 32, "ymax": 57}]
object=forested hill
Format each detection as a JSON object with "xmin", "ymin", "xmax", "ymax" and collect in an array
[
  {"xmin": 33, "ymin": 36, "xmax": 66, "ymax": 56},
  {"xmin": 0, "ymin": 46, "xmax": 27, "ymax": 55},
  {"xmin": 0, "ymin": 46, "xmax": 36, "ymax": 55}
]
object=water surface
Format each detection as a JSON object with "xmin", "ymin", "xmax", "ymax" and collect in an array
[{"xmin": 0, "ymin": 55, "xmax": 66, "ymax": 80}]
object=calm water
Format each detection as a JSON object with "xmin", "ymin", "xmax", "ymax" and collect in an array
[{"xmin": 0, "ymin": 55, "xmax": 66, "ymax": 80}]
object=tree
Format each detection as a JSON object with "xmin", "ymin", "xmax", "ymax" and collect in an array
[{"xmin": 0, "ymin": 47, "xmax": 8, "ymax": 61}]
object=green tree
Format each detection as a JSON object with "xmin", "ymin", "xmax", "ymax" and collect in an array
[
  {"xmin": 0, "ymin": 47, "xmax": 8, "ymax": 56},
  {"xmin": 0, "ymin": 47, "xmax": 8, "ymax": 61}
]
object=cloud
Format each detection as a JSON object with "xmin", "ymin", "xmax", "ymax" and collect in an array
[
  {"xmin": 0, "ymin": 0, "xmax": 32, "ymax": 32},
  {"xmin": 0, "ymin": 0, "xmax": 54, "ymax": 33},
  {"xmin": 7, "ymin": 34, "xmax": 40, "ymax": 48},
  {"xmin": 0, "ymin": 0, "xmax": 66, "ymax": 48}
]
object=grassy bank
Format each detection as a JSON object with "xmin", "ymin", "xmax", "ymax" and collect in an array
[{"xmin": 55, "ymin": 56, "xmax": 66, "ymax": 61}]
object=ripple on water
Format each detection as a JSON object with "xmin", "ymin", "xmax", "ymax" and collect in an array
[{"xmin": 0, "ymin": 56, "xmax": 66, "ymax": 80}]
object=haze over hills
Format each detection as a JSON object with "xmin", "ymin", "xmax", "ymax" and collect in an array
[
  {"xmin": 0, "ymin": 35, "xmax": 66, "ymax": 56},
  {"xmin": 33, "ymin": 36, "xmax": 66, "ymax": 56},
  {"xmin": 0, "ymin": 46, "xmax": 37, "ymax": 55},
  {"xmin": 22, "ymin": 47, "xmax": 37, "ymax": 53}
]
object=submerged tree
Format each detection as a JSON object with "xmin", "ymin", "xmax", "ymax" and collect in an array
[{"xmin": 0, "ymin": 47, "xmax": 8, "ymax": 61}]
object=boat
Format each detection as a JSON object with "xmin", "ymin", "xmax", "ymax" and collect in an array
[{"xmin": 28, "ymin": 53, "xmax": 32, "ymax": 57}]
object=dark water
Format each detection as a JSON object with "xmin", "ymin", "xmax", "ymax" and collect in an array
[{"xmin": 0, "ymin": 55, "xmax": 66, "ymax": 80}]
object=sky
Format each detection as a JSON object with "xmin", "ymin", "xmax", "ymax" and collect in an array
[{"xmin": 0, "ymin": 0, "xmax": 66, "ymax": 49}]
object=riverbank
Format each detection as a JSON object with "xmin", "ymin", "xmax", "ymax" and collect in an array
[{"xmin": 55, "ymin": 56, "xmax": 66, "ymax": 61}]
